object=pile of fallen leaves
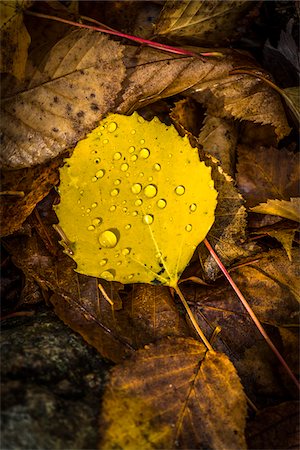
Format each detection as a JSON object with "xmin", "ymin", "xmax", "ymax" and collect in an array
[{"xmin": 1, "ymin": 1, "xmax": 299, "ymax": 449}]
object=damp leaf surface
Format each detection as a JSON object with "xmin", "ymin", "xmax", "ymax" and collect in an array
[{"xmin": 55, "ymin": 112, "xmax": 217, "ymax": 287}]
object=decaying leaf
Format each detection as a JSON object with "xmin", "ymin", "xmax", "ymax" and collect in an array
[
  {"xmin": 246, "ymin": 401, "xmax": 299, "ymax": 449},
  {"xmin": 119, "ymin": 46, "xmax": 290, "ymax": 140},
  {"xmin": 263, "ymin": 228, "xmax": 297, "ymax": 261},
  {"xmin": 124, "ymin": 284, "xmax": 190, "ymax": 340},
  {"xmin": 251, "ymin": 198, "xmax": 300, "ymax": 223},
  {"xmin": 1, "ymin": 29, "xmax": 126, "ymax": 168},
  {"xmin": 198, "ymin": 115, "xmax": 238, "ymax": 177},
  {"xmin": 155, "ymin": 0, "xmax": 257, "ymax": 46},
  {"xmin": 0, "ymin": 160, "xmax": 60, "ymax": 237},
  {"xmin": 99, "ymin": 337, "xmax": 247, "ymax": 450},
  {"xmin": 182, "ymin": 249, "xmax": 299, "ymax": 400},
  {"xmin": 282, "ymin": 86, "xmax": 300, "ymax": 125},
  {"xmin": 1, "ymin": 29, "xmax": 291, "ymax": 168},
  {"xmin": 55, "ymin": 112, "xmax": 218, "ymax": 287},
  {"xmin": 237, "ymin": 145, "xmax": 300, "ymax": 208},
  {"xmin": 0, "ymin": 0, "xmax": 31, "ymax": 79},
  {"xmin": 198, "ymin": 154, "xmax": 253, "ymax": 280}
]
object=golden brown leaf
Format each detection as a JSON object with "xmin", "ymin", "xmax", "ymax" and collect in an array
[
  {"xmin": 99, "ymin": 337, "xmax": 247, "ymax": 450},
  {"xmin": 251, "ymin": 198, "xmax": 300, "ymax": 223},
  {"xmin": 237, "ymin": 145, "xmax": 299, "ymax": 208},
  {"xmin": 198, "ymin": 115, "xmax": 238, "ymax": 177},
  {"xmin": 0, "ymin": 160, "xmax": 60, "ymax": 237},
  {"xmin": 264, "ymin": 228, "xmax": 297, "ymax": 261},
  {"xmin": 1, "ymin": 30, "xmax": 126, "ymax": 168},
  {"xmin": 155, "ymin": 0, "xmax": 257, "ymax": 46},
  {"xmin": 119, "ymin": 47, "xmax": 289, "ymax": 140},
  {"xmin": 2, "ymin": 31, "xmax": 290, "ymax": 168},
  {"xmin": 123, "ymin": 284, "xmax": 190, "ymax": 341},
  {"xmin": 0, "ymin": 0, "xmax": 31, "ymax": 79}
]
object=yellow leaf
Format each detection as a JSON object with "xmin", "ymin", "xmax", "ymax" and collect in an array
[
  {"xmin": 0, "ymin": 0, "xmax": 31, "ymax": 79},
  {"xmin": 55, "ymin": 112, "xmax": 217, "ymax": 287},
  {"xmin": 251, "ymin": 198, "xmax": 300, "ymax": 222}
]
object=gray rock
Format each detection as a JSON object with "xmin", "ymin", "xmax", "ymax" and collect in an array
[{"xmin": 1, "ymin": 308, "xmax": 112, "ymax": 449}]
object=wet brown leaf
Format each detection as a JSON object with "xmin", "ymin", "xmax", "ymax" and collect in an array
[
  {"xmin": 1, "ymin": 29, "xmax": 126, "ymax": 168},
  {"xmin": 119, "ymin": 47, "xmax": 289, "ymax": 140},
  {"xmin": 197, "ymin": 154, "xmax": 255, "ymax": 280},
  {"xmin": 0, "ymin": 160, "xmax": 60, "ymax": 237},
  {"xmin": 237, "ymin": 145, "xmax": 300, "ymax": 208},
  {"xmin": 123, "ymin": 284, "xmax": 190, "ymax": 341},
  {"xmin": 264, "ymin": 228, "xmax": 297, "ymax": 261},
  {"xmin": 99, "ymin": 337, "xmax": 247, "ymax": 450},
  {"xmin": 0, "ymin": 0, "xmax": 31, "ymax": 79},
  {"xmin": 2, "ymin": 30, "xmax": 290, "ymax": 168},
  {"xmin": 155, "ymin": 0, "xmax": 257, "ymax": 46},
  {"xmin": 183, "ymin": 249, "xmax": 299, "ymax": 400},
  {"xmin": 198, "ymin": 115, "xmax": 238, "ymax": 177},
  {"xmin": 251, "ymin": 198, "xmax": 300, "ymax": 223},
  {"xmin": 246, "ymin": 401, "xmax": 299, "ymax": 449}
]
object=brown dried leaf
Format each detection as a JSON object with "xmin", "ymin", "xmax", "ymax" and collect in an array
[
  {"xmin": 0, "ymin": 0, "xmax": 31, "ymax": 79},
  {"xmin": 197, "ymin": 154, "xmax": 254, "ymax": 280},
  {"xmin": 198, "ymin": 115, "xmax": 238, "ymax": 177},
  {"xmin": 264, "ymin": 228, "xmax": 297, "ymax": 261},
  {"xmin": 0, "ymin": 161, "xmax": 60, "ymax": 237},
  {"xmin": 251, "ymin": 198, "xmax": 300, "ymax": 223},
  {"xmin": 99, "ymin": 337, "xmax": 247, "ymax": 450},
  {"xmin": 246, "ymin": 401, "xmax": 300, "ymax": 449},
  {"xmin": 123, "ymin": 284, "xmax": 190, "ymax": 341},
  {"xmin": 119, "ymin": 47, "xmax": 290, "ymax": 140},
  {"xmin": 237, "ymin": 145, "xmax": 300, "ymax": 208},
  {"xmin": 4, "ymin": 227, "xmax": 136, "ymax": 363},
  {"xmin": 182, "ymin": 249, "xmax": 299, "ymax": 399},
  {"xmin": 2, "ymin": 31, "xmax": 290, "ymax": 168},
  {"xmin": 155, "ymin": 0, "xmax": 256, "ymax": 46},
  {"xmin": 1, "ymin": 29, "xmax": 126, "ymax": 168}
]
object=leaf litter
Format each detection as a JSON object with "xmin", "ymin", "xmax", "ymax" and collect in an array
[{"xmin": 4, "ymin": 3, "xmax": 295, "ymax": 448}]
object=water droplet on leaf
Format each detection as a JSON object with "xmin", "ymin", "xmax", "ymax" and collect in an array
[
  {"xmin": 103, "ymin": 139, "xmax": 109, "ymax": 144},
  {"xmin": 125, "ymin": 224, "xmax": 131, "ymax": 230},
  {"xmin": 87, "ymin": 225, "xmax": 95, "ymax": 231},
  {"xmin": 122, "ymin": 248, "xmax": 131, "ymax": 256},
  {"xmin": 121, "ymin": 163, "xmax": 129, "ymax": 172},
  {"xmin": 135, "ymin": 199, "xmax": 143, "ymax": 206},
  {"xmin": 99, "ymin": 230, "xmax": 118, "ymax": 248},
  {"xmin": 189, "ymin": 203, "xmax": 197, "ymax": 212},
  {"xmin": 139, "ymin": 148, "xmax": 150, "ymax": 159},
  {"xmin": 113, "ymin": 152, "xmax": 122, "ymax": 160},
  {"xmin": 110, "ymin": 188, "xmax": 119, "ymax": 197},
  {"xmin": 128, "ymin": 146, "xmax": 135, "ymax": 153},
  {"xmin": 130, "ymin": 155, "xmax": 138, "ymax": 162},
  {"xmin": 91, "ymin": 202, "xmax": 97, "ymax": 208},
  {"xmin": 109, "ymin": 205, "xmax": 116, "ymax": 212},
  {"xmin": 95, "ymin": 169, "xmax": 105, "ymax": 179},
  {"xmin": 175, "ymin": 185, "xmax": 185, "ymax": 195},
  {"xmin": 185, "ymin": 224, "xmax": 192, "ymax": 232},
  {"xmin": 108, "ymin": 122, "xmax": 117, "ymax": 132},
  {"xmin": 114, "ymin": 179, "xmax": 121, "ymax": 186},
  {"xmin": 144, "ymin": 184, "xmax": 157, "ymax": 198},
  {"xmin": 157, "ymin": 199, "xmax": 166, "ymax": 209},
  {"xmin": 100, "ymin": 259, "xmax": 107, "ymax": 266},
  {"xmin": 100, "ymin": 270, "xmax": 114, "ymax": 281},
  {"xmin": 131, "ymin": 183, "xmax": 142, "ymax": 194},
  {"xmin": 92, "ymin": 218, "xmax": 102, "ymax": 226},
  {"xmin": 153, "ymin": 163, "xmax": 161, "ymax": 171},
  {"xmin": 143, "ymin": 214, "xmax": 154, "ymax": 225}
]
